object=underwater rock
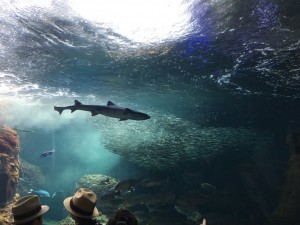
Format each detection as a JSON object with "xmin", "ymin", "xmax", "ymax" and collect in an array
[
  {"xmin": 92, "ymin": 113, "xmax": 272, "ymax": 171},
  {"xmin": 147, "ymin": 215, "xmax": 186, "ymax": 225},
  {"xmin": 75, "ymin": 174, "xmax": 119, "ymax": 197},
  {"xmin": 17, "ymin": 158, "xmax": 45, "ymax": 196},
  {"xmin": 270, "ymin": 129, "xmax": 300, "ymax": 225},
  {"xmin": 176, "ymin": 192, "xmax": 209, "ymax": 207},
  {"xmin": 132, "ymin": 210, "xmax": 151, "ymax": 224},
  {"xmin": 75, "ymin": 174, "xmax": 120, "ymax": 215},
  {"xmin": 0, "ymin": 204, "xmax": 13, "ymax": 225},
  {"xmin": 0, "ymin": 126, "xmax": 20, "ymax": 207},
  {"xmin": 286, "ymin": 128, "xmax": 300, "ymax": 154},
  {"xmin": 57, "ymin": 214, "xmax": 108, "ymax": 225},
  {"xmin": 174, "ymin": 204, "xmax": 202, "ymax": 223},
  {"xmin": 0, "ymin": 126, "xmax": 45, "ymax": 225}
]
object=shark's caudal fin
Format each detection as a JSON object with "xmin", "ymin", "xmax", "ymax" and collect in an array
[
  {"xmin": 54, "ymin": 106, "xmax": 64, "ymax": 114},
  {"xmin": 74, "ymin": 100, "xmax": 82, "ymax": 106}
]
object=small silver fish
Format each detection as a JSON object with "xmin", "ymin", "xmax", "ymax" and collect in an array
[
  {"xmin": 40, "ymin": 149, "xmax": 55, "ymax": 158},
  {"xmin": 114, "ymin": 178, "xmax": 140, "ymax": 191},
  {"xmin": 200, "ymin": 183, "xmax": 216, "ymax": 192}
]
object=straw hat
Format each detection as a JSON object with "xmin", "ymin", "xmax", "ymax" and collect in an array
[
  {"xmin": 63, "ymin": 188, "xmax": 100, "ymax": 218},
  {"xmin": 11, "ymin": 195, "xmax": 49, "ymax": 224}
]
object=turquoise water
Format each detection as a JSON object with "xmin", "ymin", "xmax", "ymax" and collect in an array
[{"xmin": 1, "ymin": 0, "xmax": 300, "ymax": 224}]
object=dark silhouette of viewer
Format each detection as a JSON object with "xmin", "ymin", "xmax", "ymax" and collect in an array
[{"xmin": 107, "ymin": 209, "xmax": 138, "ymax": 225}]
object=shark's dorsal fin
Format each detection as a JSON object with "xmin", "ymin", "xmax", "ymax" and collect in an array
[
  {"xmin": 75, "ymin": 100, "xmax": 82, "ymax": 106},
  {"xmin": 107, "ymin": 101, "xmax": 116, "ymax": 106},
  {"xmin": 124, "ymin": 108, "xmax": 133, "ymax": 115}
]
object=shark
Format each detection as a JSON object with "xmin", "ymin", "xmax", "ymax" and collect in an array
[{"xmin": 54, "ymin": 100, "xmax": 150, "ymax": 121}]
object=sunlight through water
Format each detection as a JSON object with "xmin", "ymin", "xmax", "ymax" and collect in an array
[{"xmin": 68, "ymin": 0, "xmax": 194, "ymax": 44}]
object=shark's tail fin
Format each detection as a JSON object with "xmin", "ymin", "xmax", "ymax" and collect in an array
[{"xmin": 54, "ymin": 106, "xmax": 64, "ymax": 115}]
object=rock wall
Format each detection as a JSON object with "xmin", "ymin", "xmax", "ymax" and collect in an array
[
  {"xmin": 271, "ymin": 128, "xmax": 300, "ymax": 225},
  {"xmin": 0, "ymin": 126, "xmax": 20, "ymax": 207}
]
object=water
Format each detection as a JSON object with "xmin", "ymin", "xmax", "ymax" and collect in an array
[{"xmin": 0, "ymin": 0, "xmax": 300, "ymax": 224}]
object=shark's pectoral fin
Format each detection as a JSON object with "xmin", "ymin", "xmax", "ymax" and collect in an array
[
  {"xmin": 119, "ymin": 118, "xmax": 128, "ymax": 121},
  {"xmin": 91, "ymin": 111, "xmax": 98, "ymax": 116},
  {"xmin": 71, "ymin": 109, "xmax": 76, "ymax": 113},
  {"xmin": 54, "ymin": 106, "xmax": 63, "ymax": 115}
]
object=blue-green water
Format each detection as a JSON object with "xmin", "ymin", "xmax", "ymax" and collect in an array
[{"xmin": 1, "ymin": 0, "xmax": 300, "ymax": 224}]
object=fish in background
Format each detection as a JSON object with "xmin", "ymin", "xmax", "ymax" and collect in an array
[
  {"xmin": 13, "ymin": 128, "xmax": 35, "ymax": 133},
  {"xmin": 200, "ymin": 183, "xmax": 216, "ymax": 191},
  {"xmin": 100, "ymin": 190, "xmax": 121, "ymax": 201},
  {"xmin": 200, "ymin": 183, "xmax": 216, "ymax": 196},
  {"xmin": 139, "ymin": 178, "xmax": 161, "ymax": 187},
  {"xmin": 18, "ymin": 168, "xmax": 31, "ymax": 186},
  {"xmin": 28, "ymin": 189, "xmax": 50, "ymax": 198},
  {"xmin": 114, "ymin": 178, "xmax": 141, "ymax": 192},
  {"xmin": 52, "ymin": 190, "xmax": 64, "ymax": 198},
  {"xmin": 132, "ymin": 210, "xmax": 150, "ymax": 224},
  {"xmin": 40, "ymin": 149, "xmax": 55, "ymax": 158},
  {"xmin": 54, "ymin": 100, "xmax": 150, "ymax": 121},
  {"xmin": 174, "ymin": 205, "xmax": 202, "ymax": 223},
  {"xmin": 19, "ymin": 177, "xmax": 30, "ymax": 185},
  {"xmin": 114, "ymin": 177, "xmax": 168, "ymax": 194}
]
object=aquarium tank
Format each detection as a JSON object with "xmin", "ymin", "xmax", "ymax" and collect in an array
[{"xmin": 0, "ymin": 0, "xmax": 300, "ymax": 225}]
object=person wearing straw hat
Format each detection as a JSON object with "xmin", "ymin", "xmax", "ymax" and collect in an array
[
  {"xmin": 11, "ymin": 195, "xmax": 49, "ymax": 225},
  {"xmin": 63, "ymin": 188, "xmax": 101, "ymax": 225}
]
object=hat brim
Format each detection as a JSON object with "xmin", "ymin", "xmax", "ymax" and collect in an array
[
  {"xmin": 63, "ymin": 197, "xmax": 100, "ymax": 218},
  {"xmin": 12, "ymin": 205, "xmax": 49, "ymax": 224}
]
